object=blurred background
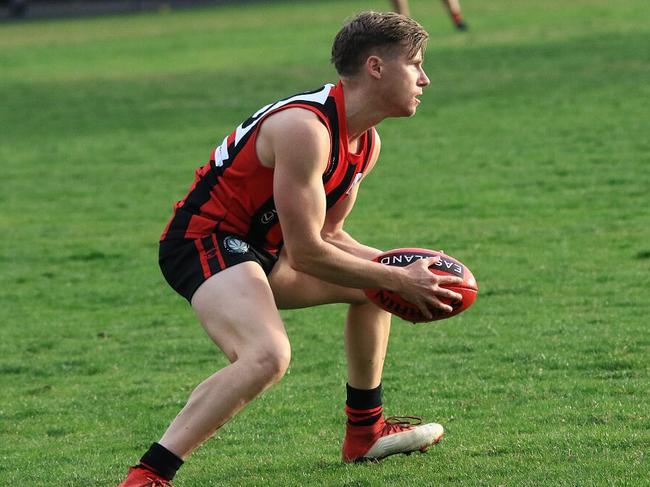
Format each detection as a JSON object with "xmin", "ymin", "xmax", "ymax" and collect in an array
[{"xmin": 1, "ymin": 0, "xmax": 264, "ymax": 19}]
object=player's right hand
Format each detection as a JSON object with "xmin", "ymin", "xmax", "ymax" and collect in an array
[{"xmin": 399, "ymin": 256, "xmax": 464, "ymax": 319}]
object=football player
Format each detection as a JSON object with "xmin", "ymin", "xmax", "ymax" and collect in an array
[{"xmin": 118, "ymin": 11, "xmax": 463, "ymax": 486}]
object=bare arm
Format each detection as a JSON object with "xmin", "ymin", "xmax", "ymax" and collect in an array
[
  {"xmin": 268, "ymin": 110, "xmax": 400, "ymax": 289},
  {"xmin": 261, "ymin": 108, "xmax": 461, "ymax": 315},
  {"xmin": 320, "ymin": 129, "xmax": 383, "ymax": 260}
]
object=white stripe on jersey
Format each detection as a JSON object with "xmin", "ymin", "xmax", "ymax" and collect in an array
[
  {"xmin": 233, "ymin": 84, "xmax": 334, "ymax": 146},
  {"xmin": 214, "ymin": 135, "xmax": 229, "ymax": 167},
  {"xmin": 212, "ymin": 83, "xmax": 334, "ymax": 168}
]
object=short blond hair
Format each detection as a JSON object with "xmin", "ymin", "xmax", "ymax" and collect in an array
[{"xmin": 331, "ymin": 11, "xmax": 429, "ymax": 76}]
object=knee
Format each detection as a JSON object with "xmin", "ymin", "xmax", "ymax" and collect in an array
[{"xmin": 246, "ymin": 339, "xmax": 291, "ymax": 384}]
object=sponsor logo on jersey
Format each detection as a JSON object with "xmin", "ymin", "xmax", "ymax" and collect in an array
[
  {"xmin": 224, "ymin": 236, "xmax": 250, "ymax": 254},
  {"xmin": 261, "ymin": 209, "xmax": 277, "ymax": 225}
]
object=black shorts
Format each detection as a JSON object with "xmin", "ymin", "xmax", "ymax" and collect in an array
[{"xmin": 159, "ymin": 232, "xmax": 279, "ymax": 302}]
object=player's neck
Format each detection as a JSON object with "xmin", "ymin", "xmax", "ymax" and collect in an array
[{"xmin": 341, "ymin": 79, "xmax": 386, "ymax": 141}]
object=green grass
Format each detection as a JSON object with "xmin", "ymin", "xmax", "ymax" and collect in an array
[{"xmin": 1, "ymin": 0, "xmax": 649, "ymax": 485}]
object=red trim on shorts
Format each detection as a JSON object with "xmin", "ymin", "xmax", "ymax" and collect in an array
[
  {"xmin": 194, "ymin": 238, "xmax": 212, "ymax": 279},
  {"xmin": 210, "ymin": 233, "xmax": 227, "ymax": 269}
]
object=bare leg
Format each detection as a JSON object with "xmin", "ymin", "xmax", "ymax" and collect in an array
[
  {"xmin": 269, "ymin": 255, "xmax": 392, "ymax": 390},
  {"xmin": 269, "ymin": 254, "xmax": 442, "ymax": 464},
  {"xmin": 345, "ymin": 302, "xmax": 392, "ymax": 390},
  {"xmin": 442, "ymin": 0, "xmax": 462, "ymax": 17},
  {"xmin": 158, "ymin": 262, "xmax": 291, "ymax": 459},
  {"xmin": 390, "ymin": 0, "xmax": 410, "ymax": 16},
  {"xmin": 441, "ymin": 0, "xmax": 468, "ymax": 29}
]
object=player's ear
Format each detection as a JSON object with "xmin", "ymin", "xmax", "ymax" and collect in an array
[{"xmin": 365, "ymin": 55, "xmax": 383, "ymax": 80}]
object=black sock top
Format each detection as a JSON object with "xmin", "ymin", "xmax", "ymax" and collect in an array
[
  {"xmin": 139, "ymin": 442, "xmax": 183, "ymax": 481},
  {"xmin": 346, "ymin": 383, "xmax": 382, "ymax": 410}
]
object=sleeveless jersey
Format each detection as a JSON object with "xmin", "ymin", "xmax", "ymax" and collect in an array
[{"xmin": 160, "ymin": 81, "xmax": 376, "ymax": 255}]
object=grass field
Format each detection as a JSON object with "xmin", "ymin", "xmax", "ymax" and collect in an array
[{"xmin": 1, "ymin": 0, "xmax": 649, "ymax": 485}]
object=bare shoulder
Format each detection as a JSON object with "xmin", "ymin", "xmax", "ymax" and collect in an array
[{"xmin": 257, "ymin": 107, "xmax": 330, "ymax": 169}]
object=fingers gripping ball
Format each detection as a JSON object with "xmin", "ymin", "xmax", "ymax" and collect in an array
[{"xmin": 364, "ymin": 248, "xmax": 478, "ymax": 323}]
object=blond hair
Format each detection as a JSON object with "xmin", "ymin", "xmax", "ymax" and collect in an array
[{"xmin": 331, "ymin": 11, "xmax": 429, "ymax": 76}]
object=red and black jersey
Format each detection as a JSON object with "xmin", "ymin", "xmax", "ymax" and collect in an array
[{"xmin": 160, "ymin": 81, "xmax": 376, "ymax": 254}]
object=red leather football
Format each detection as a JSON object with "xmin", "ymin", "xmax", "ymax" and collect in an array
[{"xmin": 364, "ymin": 248, "xmax": 478, "ymax": 323}]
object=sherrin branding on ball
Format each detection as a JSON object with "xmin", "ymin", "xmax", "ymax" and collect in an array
[{"xmin": 364, "ymin": 248, "xmax": 478, "ymax": 323}]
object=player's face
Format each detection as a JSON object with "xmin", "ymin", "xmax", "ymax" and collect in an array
[{"xmin": 381, "ymin": 48, "xmax": 430, "ymax": 117}]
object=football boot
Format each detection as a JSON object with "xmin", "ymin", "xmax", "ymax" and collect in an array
[{"xmin": 342, "ymin": 416, "xmax": 444, "ymax": 463}]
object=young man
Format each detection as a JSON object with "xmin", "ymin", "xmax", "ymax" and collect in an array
[
  {"xmin": 118, "ymin": 11, "xmax": 463, "ymax": 487},
  {"xmin": 390, "ymin": 0, "xmax": 469, "ymax": 31}
]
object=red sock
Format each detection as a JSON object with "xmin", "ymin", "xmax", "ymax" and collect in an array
[{"xmin": 346, "ymin": 405, "xmax": 383, "ymax": 426}]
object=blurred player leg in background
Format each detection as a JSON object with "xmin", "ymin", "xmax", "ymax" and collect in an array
[
  {"xmin": 441, "ymin": 0, "xmax": 468, "ymax": 31},
  {"xmin": 389, "ymin": 0, "xmax": 469, "ymax": 31},
  {"xmin": 389, "ymin": 0, "xmax": 410, "ymax": 17}
]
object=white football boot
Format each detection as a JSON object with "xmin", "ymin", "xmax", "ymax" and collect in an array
[{"xmin": 342, "ymin": 416, "xmax": 444, "ymax": 463}]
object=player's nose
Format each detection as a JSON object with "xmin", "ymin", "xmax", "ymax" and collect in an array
[{"xmin": 418, "ymin": 67, "xmax": 430, "ymax": 87}]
